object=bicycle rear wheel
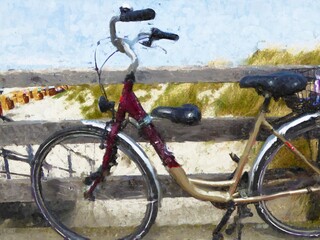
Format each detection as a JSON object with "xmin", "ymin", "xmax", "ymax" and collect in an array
[
  {"xmin": 252, "ymin": 119, "xmax": 320, "ymax": 237},
  {"xmin": 31, "ymin": 125, "xmax": 159, "ymax": 240}
]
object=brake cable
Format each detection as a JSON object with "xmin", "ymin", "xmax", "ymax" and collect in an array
[{"xmin": 94, "ymin": 39, "xmax": 119, "ymax": 101}]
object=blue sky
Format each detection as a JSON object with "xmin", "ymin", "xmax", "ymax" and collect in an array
[{"xmin": 1, "ymin": 0, "xmax": 320, "ymax": 70}]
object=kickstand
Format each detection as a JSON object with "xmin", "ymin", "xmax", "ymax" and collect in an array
[
  {"xmin": 225, "ymin": 204, "xmax": 253, "ymax": 240},
  {"xmin": 212, "ymin": 202, "xmax": 235, "ymax": 240}
]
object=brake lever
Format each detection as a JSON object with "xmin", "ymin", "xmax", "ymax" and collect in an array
[
  {"xmin": 140, "ymin": 28, "xmax": 179, "ymax": 47},
  {"xmin": 137, "ymin": 35, "xmax": 167, "ymax": 53}
]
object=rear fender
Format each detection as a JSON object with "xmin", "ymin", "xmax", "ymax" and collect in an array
[{"xmin": 248, "ymin": 112, "xmax": 320, "ymax": 191}]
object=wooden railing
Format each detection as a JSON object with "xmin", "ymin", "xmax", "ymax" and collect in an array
[{"xmin": 0, "ymin": 66, "xmax": 308, "ymax": 202}]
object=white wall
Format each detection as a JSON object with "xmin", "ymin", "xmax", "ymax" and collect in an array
[{"xmin": 1, "ymin": 0, "xmax": 320, "ymax": 70}]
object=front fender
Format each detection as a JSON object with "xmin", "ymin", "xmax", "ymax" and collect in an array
[
  {"xmin": 81, "ymin": 120, "xmax": 162, "ymax": 205},
  {"xmin": 248, "ymin": 112, "xmax": 320, "ymax": 191}
]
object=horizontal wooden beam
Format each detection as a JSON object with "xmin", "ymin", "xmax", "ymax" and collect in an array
[
  {"xmin": 0, "ymin": 173, "xmax": 230, "ymax": 203},
  {"xmin": 0, "ymin": 66, "xmax": 305, "ymax": 88},
  {"xmin": 0, "ymin": 168, "xmax": 303, "ymax": 203},
  {"xmin": 0, "ymin": 118, "xmax": 272, "ymax": 146}
]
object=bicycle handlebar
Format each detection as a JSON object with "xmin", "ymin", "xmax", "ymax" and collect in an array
[
  {"xmin": 151, "ymin": 28, "xmax": 179, "ymax": 41},
  {"xmin": 96, "ymin": 7, "xmax": 179, "ymax": 114},
  {"xmin": 109, "ymin": 6, "xmax": 179, "ymax": 74},
  {"xmin": 119, "ymin": 8, "xmax": 156, "ymax": 22}
]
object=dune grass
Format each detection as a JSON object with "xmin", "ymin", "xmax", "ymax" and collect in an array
[
  {"xmin": 63, "ymin": 83, "xmax": 163, "ymax": 119},
  {"xmin": 213, "ymin": 47, "xmax": 320, "ymax": 116},
  {"xmin": 151, "ymin": 82, "xmax": 223, "ymax": 112},
  {"xmin": 245, "ymin": 47, "xmax": 320, "ymax": 65},
  {"xmin": 62, "ymin": 81, "xmax": 223, "ymax": 119},
  {"xmin": 63, "ymin": 47, "xmax": 320, "ymax": 119},
  {"xmin": 62, "ymin": 84, "xmax": 120, "ymax": 119},
  {"xmin": 213, "ymin": 83, "xmax": 291, "ymax": 117}
]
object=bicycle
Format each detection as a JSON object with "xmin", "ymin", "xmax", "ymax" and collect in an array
[
  {"xmin": 31, "ymin": 6, "xmax": 320, "ymax": 240},
  {"xmin": 0, "ymin": 96, "xmax": 80, "ymax": 227},
  {"xmin": 0, "ymin": 147, "xmax": 33, "ymax": 179},
  {"xmin": 0, "ymin": 100, "xmax": 32, "ymax": 179}
]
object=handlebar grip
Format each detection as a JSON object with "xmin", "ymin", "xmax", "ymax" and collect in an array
[
  {"xmin": 151, "ymin": 28, "xmax": 179, "ymax": 41},
  {"xmin": 120, "ymin": 8, "xmax": 156, "ymax": 22}
]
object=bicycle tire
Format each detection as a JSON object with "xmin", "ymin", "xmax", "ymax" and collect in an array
[
  {"xmin": 252, "ymin": 119, "xmax": 320, "ymax": 237},
  {"xmin": 31, "ymin": 125, "xmax": 159, "ymax": 240}
]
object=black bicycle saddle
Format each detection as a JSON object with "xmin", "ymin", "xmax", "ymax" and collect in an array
[
  {"xmin": 151, "ymin": 104, "xmax": 201, "ymax": 125},
  {"xmin": 240, "ymin": 71, "xmax": 307, "ymax": 98}
]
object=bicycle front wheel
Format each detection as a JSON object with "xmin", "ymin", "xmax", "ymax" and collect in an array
[
  {"xmin": 252, "ymin": 119, "xmax": 320, "ymax": 237},
  {"xmin": 31, "ymin": 125, "xmax": 159, "ymax": 240}
]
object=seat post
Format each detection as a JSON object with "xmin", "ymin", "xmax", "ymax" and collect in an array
[{"xmin": 261, "ymin": 93, "xmax": 272, "ymax": 113}]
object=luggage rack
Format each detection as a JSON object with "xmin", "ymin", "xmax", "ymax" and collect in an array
[{"xmin": 283, "ymin": 67, "xmax": 320, "ymax": 113}]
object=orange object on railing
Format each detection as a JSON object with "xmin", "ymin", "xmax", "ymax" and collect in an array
[
  {"xmin": 22, "ymin": 93, "xmax": 29, "ymax": 104},
  {"xmin": 36, "ymin": 88, "xmax": 44, "ymax": 100},
  {"xmin": 48, "ymin": 87, "xmax": 57, "ymax": 96},
  {"xmin": 5, "ymin": 97, "xmax": 14, "ymax": 109},
  {"xmin": 29, "ymin": 90, "xmax": 34, "ymax": 99}
]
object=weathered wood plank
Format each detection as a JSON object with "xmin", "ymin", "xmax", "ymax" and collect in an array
[
  {"xmin": 0, "ymin": 118, "xmax": 272, "ymax": 146},
  {"xmin": 0, "ymin": 66, "xmax": 300, "ymax": 88},
  {"xmin": 0, "ymin": 168, "xmax": 304, "ymax": 203},
  {"xmin": 0, "ymin": 173, "xmax": 231, "ymax": 202},
  {"xmin": 0, "ymin": 120, "xmax": 80, "ymax": 146},
  {"xmin": 0, "ymin": 179, "xmax": 33, "ymax": 202}
]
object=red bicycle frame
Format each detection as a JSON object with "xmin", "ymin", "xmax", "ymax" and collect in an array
[
  {"xmin": 102, "ymin": 73, "xmax": 180, "ymax": 171},
  {"xmin": 85, "ymin": 73, "xmax": 180, "ymax": 198}
]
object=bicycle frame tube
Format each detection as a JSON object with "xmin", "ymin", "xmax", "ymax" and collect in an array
[{"xmin": 102, "ymin": 74, "xmax": 180, "ymax": 169}]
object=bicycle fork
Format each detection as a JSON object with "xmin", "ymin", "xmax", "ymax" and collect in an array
[
  {"xmin": 83, "ymin": 122, "xmax": 121, "ymax": 200},
  {"xmin": 83, "ymin": 75, "xmax": 145, "ymax": 200}
]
